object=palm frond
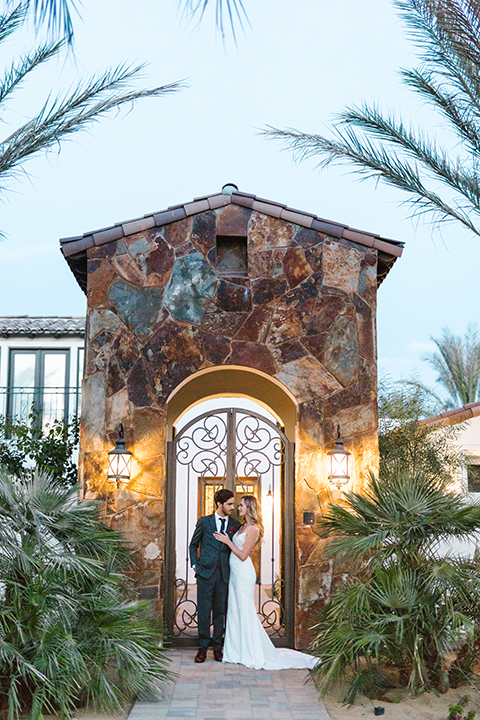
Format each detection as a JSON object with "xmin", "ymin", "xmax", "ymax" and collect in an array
[
  {"xmin": 262, "ymin": 124, "xmax": 480, "ymax": 236},
  {"xmin": 177, "ymin": 0, "xmax": 249, "ymax": 41}
]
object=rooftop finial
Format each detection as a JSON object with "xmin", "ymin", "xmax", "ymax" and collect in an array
[{"xmin": 222, "ymin": 183, "xmax": 238, "ymax": 196}]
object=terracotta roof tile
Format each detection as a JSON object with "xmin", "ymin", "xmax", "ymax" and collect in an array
[
  {"xmin": 122, "ymin": 217, "xmax": 155, "ymax": 235},
  {"xmin": 59, "ymin": 186, "xmax": 405, "ymax": 293},
  {"xmin": 0, "ymin": 316, "xmax": 85, "ymax": 337},
  {"xmin": 420, "ymin": 401, "xmax": 480, "ymax": 428}
]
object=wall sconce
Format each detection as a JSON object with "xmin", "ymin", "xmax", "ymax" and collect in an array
[
  {"xmin": 327, "ymin": 425, "xmax": 351, "ymax": 489},
  {"xmin": 108, "ymin": 423, "xmax": 132, "ymax": 488}
]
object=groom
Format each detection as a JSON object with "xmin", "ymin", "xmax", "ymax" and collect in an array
[{"xmin": 189, "ymin": 488, "xmax": 240, "ymax": 663}]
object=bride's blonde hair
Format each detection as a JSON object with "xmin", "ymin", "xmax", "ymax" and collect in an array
[{"xmin": 241, "ymin": 495, "xmax": 264, "ymax": 542}]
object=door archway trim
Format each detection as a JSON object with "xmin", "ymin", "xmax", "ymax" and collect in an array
[{"xmin": 166, "ymin": 366, "xmax": 297, "ymax": 441}]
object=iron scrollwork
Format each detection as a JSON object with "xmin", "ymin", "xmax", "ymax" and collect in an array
[{"xmin": 173, "ymin": 408, "xmax": 289, "ymax": 639}]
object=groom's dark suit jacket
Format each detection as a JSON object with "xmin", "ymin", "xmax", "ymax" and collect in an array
[{"xmin": 189, "ymin": 514, "xmax": 241, "ymax": 582}]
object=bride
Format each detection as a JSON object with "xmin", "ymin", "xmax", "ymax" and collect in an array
[{"xmin": 213, "ymin": 495, "xmax": 318, "ymax": 670}]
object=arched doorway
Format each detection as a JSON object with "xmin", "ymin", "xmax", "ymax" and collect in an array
[{"xmin": 164, "ymin": 397, "xmax": 295, "ymax": 647}]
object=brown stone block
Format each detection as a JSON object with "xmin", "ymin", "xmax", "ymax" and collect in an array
[
  {"xmin": 251, "ymin": 277, "xmax": 287, "ymax": 305},
  {"xmin": 270, "ymin": 338, "xmax": 308, "ymax": 366},
  {"xmin": 248, "ymin": 249, "xmax": 273, "ymax": 279},
  {"xmin": 201, "ymin": 304, "xmax": 248, "ymax": 337},
  {"xmin": 227, "ymin": 341, "xmax": 277, "ymax": 375},
  {"xmin": 269, "ymin": 276, "xmax": 319, "ymax": 345},
  {"xmin": 359, "ymin": 357, "xmax": 377, "ymax": 404},
  {"xmin": 294, "ymin": 226, "xmax": 323, "ymax": 248},
  {"xmin": 323, "ymin": 240, "xmax": 362, "ymax": 294},
  {"xmin": 248, "ymin": 211, "xmax": 294, "ymax": 251},
  {"xmin": 355, "ymin": 294, "xmax": 375, "ymax": 359},
  {"xmin": 216, "ymin": 204, "xmax": 251, "ymax": 236},
  {"xmin": 297, "ymin": 526, "xmax": 320, "ymax": 566},
  {"xmin": 87, "ymin": 260, "xmax": 118, "ymax": 308},
  {"xmin": 127, "ymin": 356, "xmax": 155, "ymax": 407},
  {"xmin": 163, "ymin": 217, "xmax": 191, "ymax": 248},
  {"xmin": 106, "ymin": 388, "xmax": 132, "ymax": 435},
  {"xmin": 191, "ymin": 210, "xmax": 217, "ymax": 255},
  {"xmin": 106, "ymin": 356, "xmax": 124, "ymax": 397},
  {"xmin": 81, "ymin": 375, "xmax": 106, "ymax": 451},
  {"xmin": 145, "ymin": 321, "xmax": 204, "ymax": 397},
  {"xmin": 304, "ymin": 244, "xmax": 323, "ymax": 273},
  {"xmin": 297, "ymin": 401, "xmax": 324, "ymax": 446},
  {"xmin": 306, "ymin": 295, "xmax": 346, "ymax": 335},
  {"xmin": 82, "ymin": 451, "xmax": 108, "ymax": 495},
  {"xmin": 112, "ymin": 253, "xmax": 145, "ymax": 285},
  {"xmin": 276, "ymin": 355, "xmax": 342, "ymax": 403},
  {"xmin": 201, "ymin": 331, "xmax": 232, "ymax": 364},
  {"xmin": 282, "ymin": 247, "xmax": 312, "ymax": 289},
  {"xmin": 234, "ymin": 305, "xmax": 273, "ymax": 343},
  {"xmin": 269, "ymin": 305, "xmax": 304, "ymax": 345},
  {"xmin": 88, "ymin": 308, "xmax": 121, "ymax": 340},
  {"xmin": 145, "ymin": 234, "xmax": 175, "ymax": 286},
  {"xmin": 111, "ymin": 325, "xmax": 143, "ymax": 376},
  {"xmin": 325, "ymin": 402, "xmax": 377, "ymax": 441},
  {"xmin": 174, "ymin": 240, "xmax": 196, "ymax": 258},
  {"xmin": 89, "ymin": 242, "xmax": 117, "ymax": 260},
  {"xmin": 133, "ymin": 407, "xmax": 166, "ymax": 458},
  {"xmin": 324, "ymin": 384, "xmax": 361, "ymax": 418},
  {"xmin": 324, "ymin": 315, "xmax": 359, "ymax": 387},
  {"xmin": 215, "ymin": 279, "xmax": 252, "ymax": 313},
  {"xmin": 86, "ymin": 329, "xmax": 114, "ymax": 375},
  {"xmin": 300, "ymin": 332, "xmax": 328, "ymax": 363},
  {"xmin": 109, "ymin": 498, "xmax": 165, "ymax": 550}
]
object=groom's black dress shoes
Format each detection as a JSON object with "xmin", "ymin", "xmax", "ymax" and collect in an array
[
  {"xmin": 213, "ymin": 649, "xmax": 223, "ymax": 662},
  {"xmin": 195, "ymin": 648, "xmax": 207, "ymax": 663}
]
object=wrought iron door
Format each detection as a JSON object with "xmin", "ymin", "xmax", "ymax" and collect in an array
[{"xmin": 164, "ymin": 408, "xmax": 294, "ymax": 647}]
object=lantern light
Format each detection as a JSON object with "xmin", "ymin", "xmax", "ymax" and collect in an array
[
  {"xmin": 327, "ymin": 425, "xmax": 351, "ymax": 489},
  {"xmin": 108, "ymin": 423, "xmax": 132, "ymax": 487}
]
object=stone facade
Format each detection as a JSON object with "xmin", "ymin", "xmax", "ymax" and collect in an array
[{"xmin": 63, "ymin": 191, "xmax": 402, "ymax": 648}]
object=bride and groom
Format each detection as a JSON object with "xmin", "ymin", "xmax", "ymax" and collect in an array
[{"xmin": 188, "ymin": 488, "xmax": 317, "ymax": 670}]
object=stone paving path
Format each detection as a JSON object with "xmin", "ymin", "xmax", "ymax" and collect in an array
[{"xmin": 129, "ymin": 649, "xmax": 331, "ymax": 720}]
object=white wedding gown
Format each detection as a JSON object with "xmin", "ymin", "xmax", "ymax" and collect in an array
[{"xmin": 223, "ymin": 531, "xmax": 319, "ymax": 670}]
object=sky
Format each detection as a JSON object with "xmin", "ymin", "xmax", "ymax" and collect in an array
[{"xmin": 1, "ymin": 0, "xmax": 480, "ymax": 394}]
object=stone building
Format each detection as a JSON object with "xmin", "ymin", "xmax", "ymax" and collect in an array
[{"xmin": 61, "ymin": 185, "xmax": 403, "ymax": 648}]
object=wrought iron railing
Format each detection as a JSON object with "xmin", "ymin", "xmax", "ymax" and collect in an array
[{"xmin": 0, "ymin": 386, "xmax": 82, "ymax": 426}]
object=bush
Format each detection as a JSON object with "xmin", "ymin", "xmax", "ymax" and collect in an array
[
  {"xmin": 0, "ymin": 413, "xmax": 80, "ymax": 486},
  {"xmin": 311, "ymin": 379, "xmax": 480, "ymax": 702},
  {"xmin": 0, "ymin": 468, "xmax": 170, "ymax": 719},
  {"xmin": 311, "ymin": 470, "xmax": 480, "ymax": 701}
]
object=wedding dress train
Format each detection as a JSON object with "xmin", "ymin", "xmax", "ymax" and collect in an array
[{"xmin": 223, "ymin": 531, "xmax": 319, "ymax": 670}]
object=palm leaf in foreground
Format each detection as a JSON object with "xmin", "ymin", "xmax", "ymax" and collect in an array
[
  {"xmin": 0, "ymin": 4, "xmax": 184, "ymax": 204},
  {"xmin": 263, "ymin": 0, "xmax": 480, "ymax": 238},
  {"xmin": 0, "ymin": 469, "xmax": 170, "ymax": 720}
]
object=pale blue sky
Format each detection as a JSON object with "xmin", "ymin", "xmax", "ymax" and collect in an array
[{"xmin": 1, "ymin": 0, "xmax": 479, "ymax": 393}]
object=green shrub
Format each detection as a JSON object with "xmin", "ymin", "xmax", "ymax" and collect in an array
[
  {"xmin": 0, "ymin": 413, "xmax": 79, "ymax": 486},
  {"xmin": 0, "ymin": 468, "xmax": 170, "ymax": 719},
  {"xmin": 311, "ymin": 471, "xmax": 480, "ymax": 700}
]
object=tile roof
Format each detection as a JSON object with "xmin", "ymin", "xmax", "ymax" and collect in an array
[
  {"xmin": 420, "ymin": 401, "xmax": 480, "ymax": 428},
  {"xmin": 0, "ymin": 317, "xmax": 85, "ymax": 338},
  {"xmin": 60, "ymin": 185, "xmax": 405, "ymax": 293}
]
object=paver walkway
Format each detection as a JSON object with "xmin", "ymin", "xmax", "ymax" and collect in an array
[{"xmin": 129, "ymin": 649, "xmax": 330, "ymax": 720}]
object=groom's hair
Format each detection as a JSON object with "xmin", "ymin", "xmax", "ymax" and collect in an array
[{"xmin": 214, "ymin": 488, "xmax": 234, "ymax": 507}]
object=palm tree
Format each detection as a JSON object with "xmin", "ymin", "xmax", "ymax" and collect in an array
[
  {"xmin": 0, "ymin": 4, "xmax": 182, "ymax": 209},
  {"xmin": 311, "ymin": 470, "xmax": 480, "ymax": 699},
  {"xmin": 20, "ymin": 0, "xmax": 249, "ymax": 43},
  {"xmin": 0, "ymin": 468, "xmax": 170, "ymax": 719},
  {"xmin": 264, "ymin": 0, "xmax": 480, "ymax": 238},
  {"xmin": 424, "ymin": 324, "xmax": 480, "ymax": 406}
]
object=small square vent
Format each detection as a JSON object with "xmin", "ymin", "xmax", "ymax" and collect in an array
[{"xmin": 216, "ymin": 235, "xmax": 248, "ymax": 277}]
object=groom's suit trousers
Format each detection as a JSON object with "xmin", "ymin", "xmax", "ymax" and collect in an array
[{"xmin": 197, "ymin": 566, "xmax": 228, "ymax": 650}]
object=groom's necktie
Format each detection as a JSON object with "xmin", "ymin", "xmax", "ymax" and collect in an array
[{"xmin": 219, "ymin": 517, "xmax": 226, "ymax": 533}]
